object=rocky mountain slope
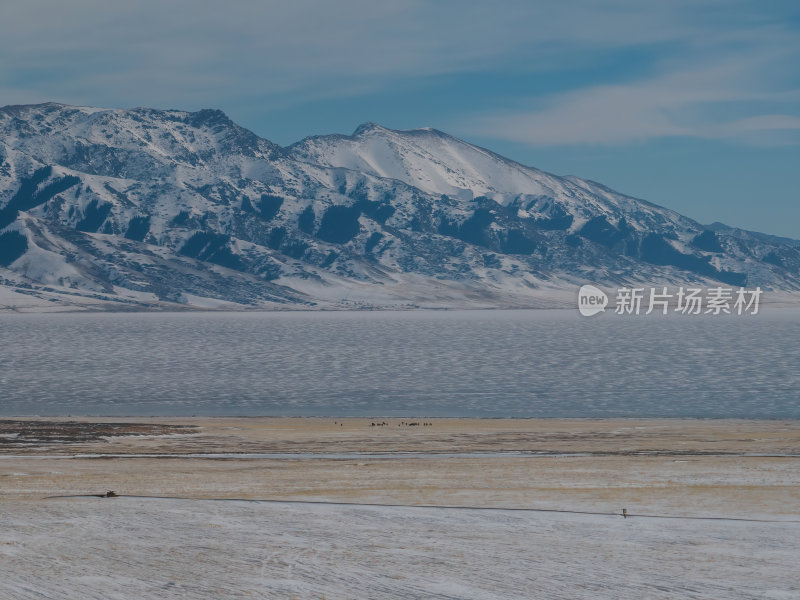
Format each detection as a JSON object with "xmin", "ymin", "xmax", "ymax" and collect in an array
[{"xmin": 1, "ymin": 103, "xmax": 798, "ymax": 310}]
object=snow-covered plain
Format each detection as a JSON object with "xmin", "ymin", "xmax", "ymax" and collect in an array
[
  {"xmin": 1, "ymin": 497, "xmax": 798, "ymax": 599},
  {"xmin": 3, "ymin": 418, "xmax": 799, "ymax": 599}
]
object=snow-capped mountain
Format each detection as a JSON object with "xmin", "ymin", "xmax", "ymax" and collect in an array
[{"xmin": 1, "ymin": 102, "xmax": 798, "ymax": 310}]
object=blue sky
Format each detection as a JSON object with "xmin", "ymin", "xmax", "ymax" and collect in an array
[{"xmin": 2, "ymin": 0, "xmax": 798, "ymax": 236}]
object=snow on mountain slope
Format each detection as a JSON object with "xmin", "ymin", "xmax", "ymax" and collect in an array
[
  {"xmin": 1, "ymin": 103, "xmax": 799, "ymax": 311},
  {"xmin": 290, "ymin": 122, "xmax": 557, "ymax": 201},
  {"xmin": 288, "ymin": 123, "xmax": 697, "ymax": 234}
]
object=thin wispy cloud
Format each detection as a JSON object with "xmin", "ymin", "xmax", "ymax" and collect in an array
[
  {"xmin": 4, "ymin": 0, "xmax": 790, "ymax": 114},
  {"xmin": 461, "ymin": 5, "xmax": 800, "ymax": 147},
  {"xmin": 468, "ymin": 53, "xmax": 800, "ymax": 146},
  {"xmin": 0, "ymin": 1, "xmax": 537, "ymax": 107}
]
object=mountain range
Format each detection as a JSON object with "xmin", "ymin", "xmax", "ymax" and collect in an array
[{"xmin": 1, "ymin": 102, "xmax": 798, "ymax": 311}]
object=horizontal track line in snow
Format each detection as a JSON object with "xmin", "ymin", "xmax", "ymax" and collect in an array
[{"xmin": 42, "ymin": 494, "xmax": 800, "ymax": 524}]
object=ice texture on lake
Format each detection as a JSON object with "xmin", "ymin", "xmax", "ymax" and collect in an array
[{"xmin": 0, "ymin": 309, "xmax": 798, "ymax": 417}]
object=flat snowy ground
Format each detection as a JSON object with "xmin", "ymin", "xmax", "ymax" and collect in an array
[
  {"xmin": 1, "ymin": 497, "xmax": 798, "ymax": 600},
  {"xmin": 2, "ymin": 418, "xmax": 799, "ymax": 599}
]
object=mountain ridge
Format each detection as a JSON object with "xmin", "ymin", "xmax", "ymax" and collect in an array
[{"xmin": 1, "ymin": 103, "xmax": 798, "ymax": 311}]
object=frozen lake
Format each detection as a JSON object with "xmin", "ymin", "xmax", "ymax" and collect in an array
[{"xmin": 1, "ymin": 309, "xmax": 798, "ymax": 417}]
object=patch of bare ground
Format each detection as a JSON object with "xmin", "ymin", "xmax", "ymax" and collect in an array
[
  {"xmin": 0, "ymin": 417, "xmax": 798, "ymax": 519},
  {"xmin": 0, "ymin": 419, "xmax": 198, "ymax": 449},
  {"xmin": 3, "ymin": 416, "xmax": 799, "ymax": 455}
]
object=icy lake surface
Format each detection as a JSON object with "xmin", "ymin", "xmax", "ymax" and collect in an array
[{"xmin": 1, "ymin": 309, "xmax": 798, "ymax": 417}]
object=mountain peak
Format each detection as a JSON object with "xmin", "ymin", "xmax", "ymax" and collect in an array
[
  {"xmin": 351, "ymin": 122, "xmax": 449, "ymax": 139},
  {"xmin": 188, "ymin": 108, "xmax": 233, "ymax": 127},
  {"xmin": 352, "ymin": 122, "xmax": 388, "ymax": 136},
  {"xmin": 291, "ymin": 120, "xmax": 556, "ymax": 200}
]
